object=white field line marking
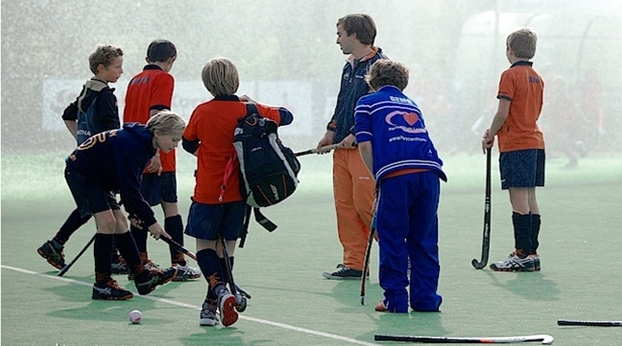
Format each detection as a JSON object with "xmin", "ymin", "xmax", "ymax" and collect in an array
[{"xmin": 2, "ymin": 265, "xmax": 379, "ymax": 346}]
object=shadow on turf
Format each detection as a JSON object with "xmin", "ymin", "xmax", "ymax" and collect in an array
[
  {"xmin": 485, "ymin": 271, "xmax": 560, "ymax": 301},
  {"xmin": 180, "ymin": 329, "xmax": 248, "ymax": 346},
  {"xmin": 43, "ymin": 279, "xmax": 183, "ymax": 323}
]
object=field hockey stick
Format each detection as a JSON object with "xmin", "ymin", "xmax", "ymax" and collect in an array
[
  {"xmin": 472, "ymin": 148, "xmax": 492, "ymax": 269},
  {"xmin": 160, "ymin": 236, "xmax": 197, "ymax": 261},
  {"xmin": 57, "ymin": 233, "xmax": 96, "ymax": 277},
  {"xmin": 294, "ymin": 143, "xmax": 341, "ymax": 157},
  {"xmin": 374, "ymin": 334, "xmax": 554, "ymax": 344},
  {"xmin": 557, "ymin": 319, "xmax": 622, "ymax": 327},
  {"xmin": 360, "ymin": 206, "xmax": 378, "ymax": 305},
  {"xmin": 220, "ymin": 236, "xmax": 247, "ymax": 311}
]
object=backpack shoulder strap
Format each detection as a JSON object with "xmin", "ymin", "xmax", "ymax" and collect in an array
[{"xmin": 244, "ymin": 102, "xmax": 260, "ymax": 117}]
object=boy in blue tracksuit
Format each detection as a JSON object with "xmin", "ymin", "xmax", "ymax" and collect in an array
[
  {"xmin": 64, "ymin": 111, "xmax": 185, "ymax": 299},
  {"xmin": 355, "ymin": 60, "xmax": 446, "ymax": 313}
]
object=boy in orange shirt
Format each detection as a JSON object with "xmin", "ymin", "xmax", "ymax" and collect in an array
[
  {"xmin": 124, "ymin": 39, "xmax": 200, "ymax": 281},
  {"xmin": 482, "ymin": 28, "xmax": 545, "ymax": 272},
  {"xmin": 182, "ymin": 58, "xmax": 293, "ymax": 327}
]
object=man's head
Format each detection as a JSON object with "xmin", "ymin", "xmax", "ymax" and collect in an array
[
  {"xmin": 366, "ymin": 59, "xmax": 409, "ymax": 92},
  {"xmin": 146, "ymin": 39, "xmax": 177, "ymax": 71},
  {"xmin": 89, "ymin": 45, "xmax": 124, "ymax": 83},
  {"xmin": 506, "ymin": 28, "xmax": 537, "ymax": 61},
  {"xmin": 336, "ymin": 14, "xmax": 376, "ymax": 54},
  {"xmin": 201, "ymin": 57, "xmax": 240, "ymax": 97}
]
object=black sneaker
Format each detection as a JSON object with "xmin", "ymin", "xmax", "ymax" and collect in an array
[
  {"xmin": 37, "ymin": 240, "xmax": 66, "ymax": 270},
  {"xmin": 134, "ymin": 267, "xmax": 177, "ymax": 295},
  {"xmin": 322, "ymin": 266, "xmax": 364, "ymax": 280},
  {"xmin": 92, "ymin": 279, "xmax": 134, "ymax": 300},
  {"xmin": 111, "ymin": 257, "xmax": 129, "ymax": 274}
]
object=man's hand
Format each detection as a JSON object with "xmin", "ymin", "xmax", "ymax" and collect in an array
[
  {"xmin": 339, "ymin": 134, "xmax": 357, "ymax": 149},
  {"xmin": 316, "ymin": 130, "xmax": 335, "ymax": 151}
]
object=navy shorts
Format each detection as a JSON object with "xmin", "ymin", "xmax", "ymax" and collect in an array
[
  {"xmin": 141, "ymin": 172, "xmax": 178, "ymax": 206},
  {"xmin": 185, "ymin": 200, "xmax": 247, "ymax": 241},
  {"xmin": 499, "ymin": 149, "xmax": 545, "ymax": 190},
  {"xmin": 65, "ymin": 167, "xmax": 121, "ymax": 218}
]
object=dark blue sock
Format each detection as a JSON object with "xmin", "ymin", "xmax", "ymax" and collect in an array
[
  {"xmin": 114, "ymin": 232, "xmax": 143, "ymax": 274},
  {"xmin": 55, "ymin": 209, "xmax": 91, "ymax": 244},
  {"xmin": 512, "ymin": 212, "xmax": 532, "ymax": 257},
  {"xmin": 165, "ymin": 215, "xmax": 185, "ymax": 266},
  {"xmin": 530, "ymin": 214, "xmax": 541, "ymax": 254},
  {"xmin": 197, "ymin": 249, "xmax": 227, "ymax": 295},
  {"xmin": 94, "ymin": 233, "xmax": 113, "ymax": 284}
]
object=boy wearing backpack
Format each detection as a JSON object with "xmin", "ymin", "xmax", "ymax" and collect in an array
[{"xmin": 182, "ymin": 57, "xmax": 293, "ymax": 327}]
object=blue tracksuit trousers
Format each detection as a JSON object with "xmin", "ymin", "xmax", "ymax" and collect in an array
[{"xmin": 376, "ymin": 171, "xmax": 442, "ymax": 312}]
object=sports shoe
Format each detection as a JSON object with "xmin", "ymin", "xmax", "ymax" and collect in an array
[
  {"xmin": 172, "ymin": 264, "xmax": 202, "ymax": 282},
  {"xmin": 111, "ymin": 257, "xmax": 129, "ymax": 274},
  {"xmin": 37, "ymin": 240, "xmax": 66, "ymax": 270},
  {"xmin": 128, "ymin": 259, "xmax": 162, "ymax": 280},
  {"xmin": 218, "ymin": 293, "xmax": 239, "ymax": 327},
  {"xmin": 92, "ymin": 279, "xmax": 134, "ymax": 300},
  {"xmin": 375, "ymin": 300, "xmax": 390, "ymax": 312},
  {"xmin": 489, "ymin": 252, "xmax": 535, "ymax": 272},
  {"xmin": 134, "ymin": 267, "xmax": 177, "ymax": 295},
  {"xmin": 200, "ymin": 299, "xmax": 220, "ymax": 326},
  {"xmin": 530, "ymin": 254, "xmax": 541, "ymax": 271},
  {"xmin": 322, "ymin": 266, "xmax": 365, "ymax": 280}
]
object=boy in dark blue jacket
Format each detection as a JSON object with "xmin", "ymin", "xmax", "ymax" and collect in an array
[
  {"xmin": 355, "ymin": 60, "xmax": 446, "ymax": 313},
  {"xmin": 38, "ymin": 45, "xmax": 128, "ymax": 274},
  {"xmin": 64, "ymin": 111, "xmax": 185, "ymax": 299}
]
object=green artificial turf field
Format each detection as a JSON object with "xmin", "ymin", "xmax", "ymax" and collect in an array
[{"xmin": 2, "ymin": 151, "xmax": 621, "ymax": 345}]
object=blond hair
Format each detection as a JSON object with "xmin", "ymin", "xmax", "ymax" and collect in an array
[
  {"xmin": 201, "ymin": 57, "xmax": 240, "ymax": 96},
  {"xmin": 147, "ymin": 110, "xmax": 186, "ymax": 136},
  {"xmin": 89, "ymin": 45, "xmax": 123, "ymax": 74},
  {"xmin": 507, "ymin": 28, "xmax": 537, "ymax": 59},
  {"xmin": 366, "ymin": 59, "xmax": 409, "ymax": 91}
]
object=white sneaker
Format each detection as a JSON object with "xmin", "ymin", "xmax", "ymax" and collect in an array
[
  {"xmin": 173, "ymin": 264, "xmax": 202, "ymax": 281},
  {"xmin": 489, "ymin": 252, "xmax": 535, "ymax": 272},
  {"xmin": 199, "ymin": 300, "xmax": 219, "ymax": 326}
]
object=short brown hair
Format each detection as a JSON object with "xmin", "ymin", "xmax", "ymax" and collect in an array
[
  {"xmin": 337, "ymin": 14, "xmax": 377, "ymax": 46},
  {"xmin": 506, "ymin": 28, "xmax": 537, "ymax": 59},
  {"xmin": 201, "ymin": 58, "xmax": 240, "ymax": 97},
  {"xmin": 89, "ymin": 45, "xmax": 123, "ymax": 74},
  {"xmin": 366, "ymin": 59, "xmax": 409, "ymax": 91}
]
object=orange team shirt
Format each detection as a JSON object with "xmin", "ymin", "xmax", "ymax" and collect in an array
[
  {"xmin": 496, "ymin": 61, "xmax": 545, "ymax": 152},
  {"xmin": 123, "ymin": 65, "xmax": 176, "ymax": 172},
  {"xmin": 183, "ymin": 99, "xmax": 284, "ymax": 204}
]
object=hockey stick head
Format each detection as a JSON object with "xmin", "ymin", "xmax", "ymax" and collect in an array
[{"xmin": 471, "ymin": 258, "xmax": 487, "ymax": 269}]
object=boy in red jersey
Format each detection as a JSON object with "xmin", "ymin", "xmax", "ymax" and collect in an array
[
  {"xmin": 182, "ymin": 58, "xmax": 293, "ymax": 327},
  {"xmin": 124, "ymin": 39, "xmax": 201, "ymax": 281},
  {"xmin": 482, "ymin": 28, "xmax": 545, "ymax": 272}
]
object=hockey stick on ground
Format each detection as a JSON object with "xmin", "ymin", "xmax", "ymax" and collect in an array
[
  {"xmin": 558, "ymin": 319, "xmax": 622, "ymax": 327},
  {"xmin": 360, "ymin": 207, "xmax": 377, "ymax": 305},
  {"xmin": 374, "ymin": 334, "xmax": 554, "ymax": 344},
  {"xmin": 294, "ymin": 143, "xmax": 341, "ymax": 157},
  {"xmin": 160, "ymin": 236, "xmax": 197, "ymax": 261},
  {"xmin": 472, "ymin": 148, "xmax": 492, "ymax": 269},
  {"xmin": 57, "ymin": 233, "xmax": 96, "ymax": 277}
]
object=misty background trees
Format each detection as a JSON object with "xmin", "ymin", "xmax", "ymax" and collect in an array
[{"xmin": 2, "ymin": 0, "xmax": 620, "ymax": 155}]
